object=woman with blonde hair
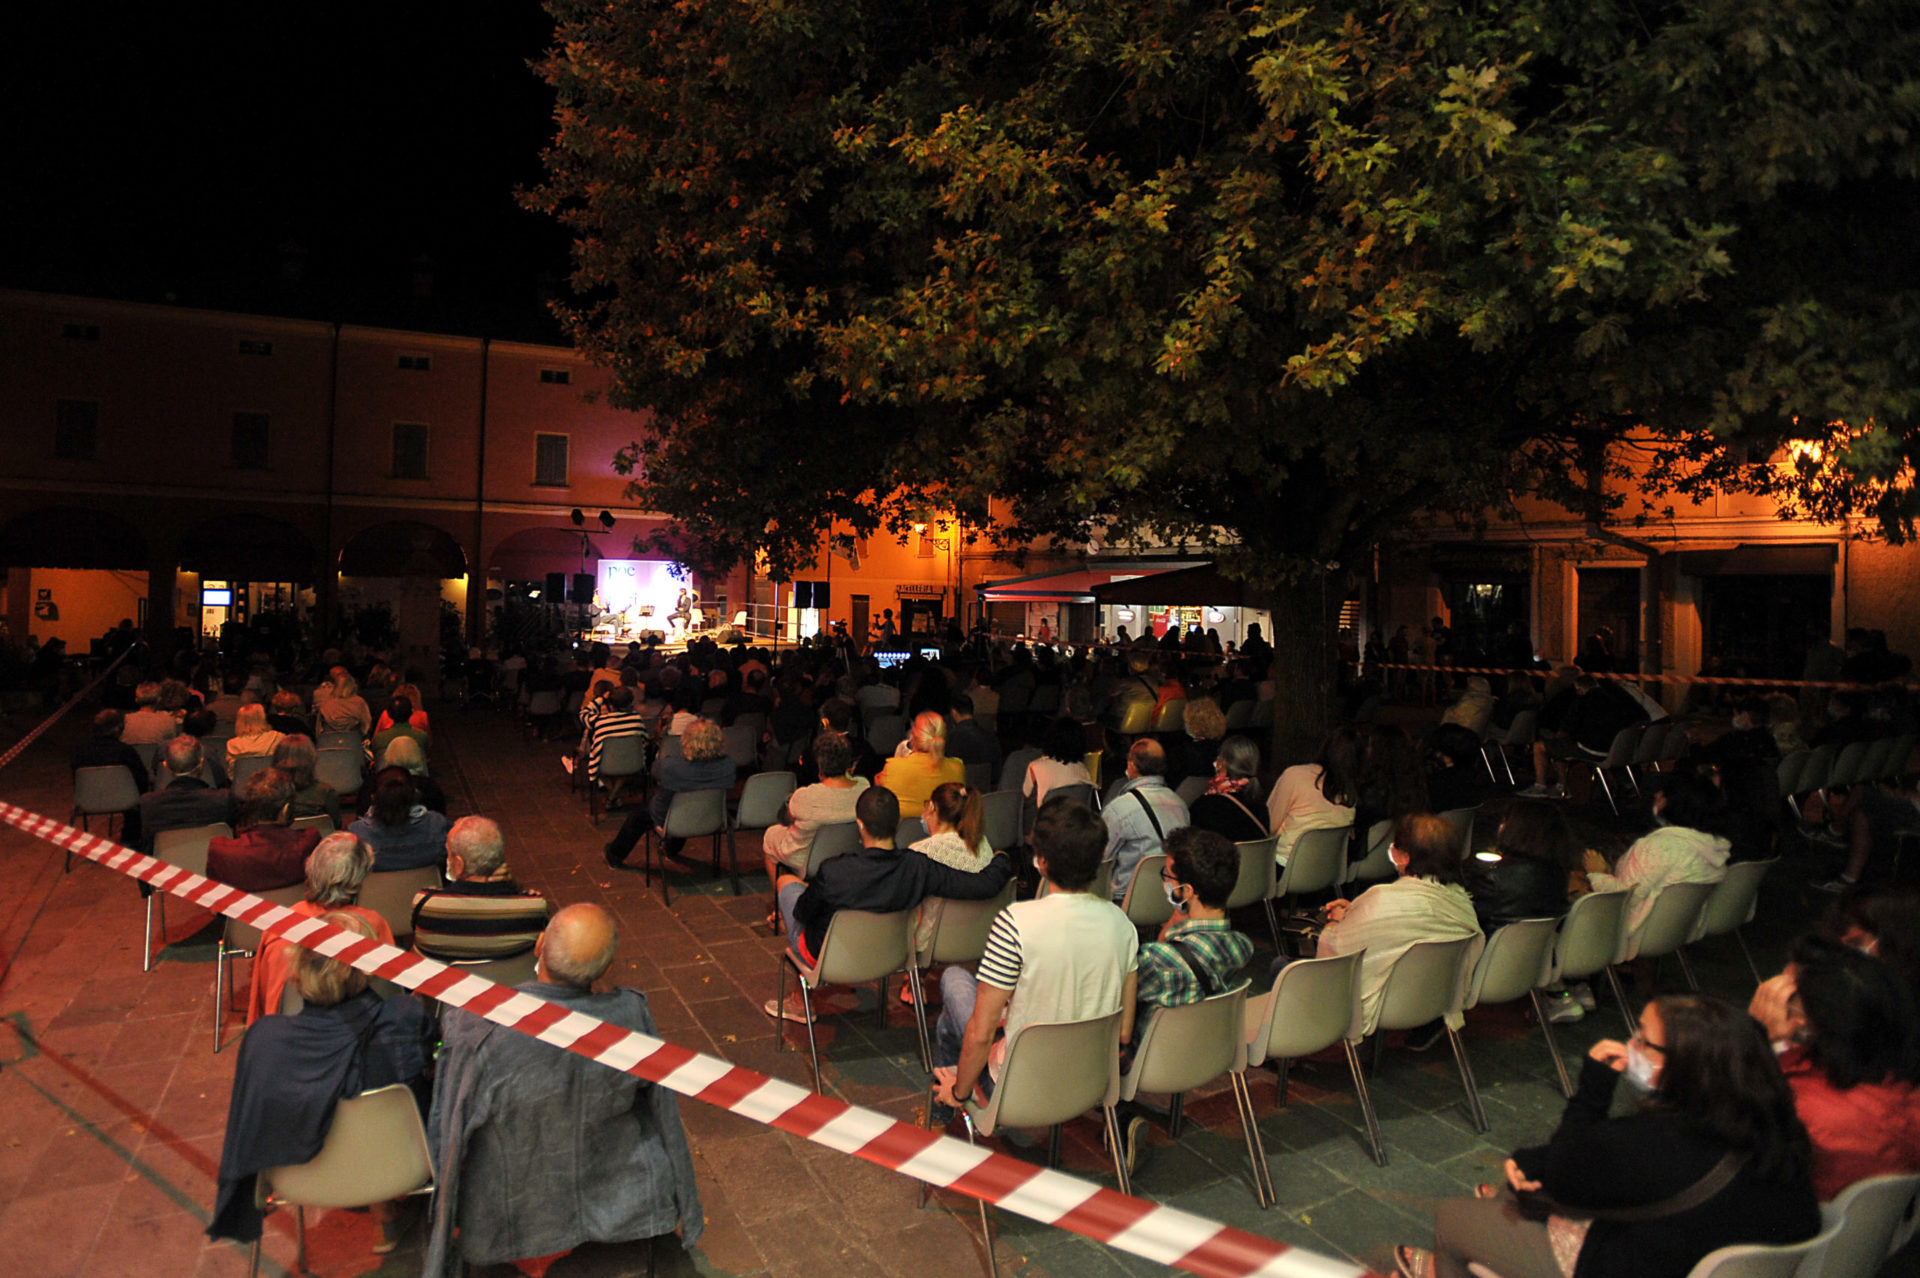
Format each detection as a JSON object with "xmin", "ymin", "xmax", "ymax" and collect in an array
[
  {"xmin": 604, "ymin": 717, "xmax": 738, "ymax": 868},
  {"xmin": 877, "ymin": 711, "xmax": 965, "ymax": 818},
  {"xmin": 227, "ymin": 703, "xmax": 285, "ymax": 773}
]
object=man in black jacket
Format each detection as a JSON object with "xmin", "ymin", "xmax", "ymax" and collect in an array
[
  {"xmin": 138, "ymin": 736, "xmax": 233, "ymax": 851},
  {"xmin": 764, "ymin": 785, "xmax": 1011, "ymax": 1023}
]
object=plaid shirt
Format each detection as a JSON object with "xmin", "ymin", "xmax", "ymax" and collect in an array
[{"xmin": 1135, "ymin": 918, "xmax": 1254, "ymax": 1011}]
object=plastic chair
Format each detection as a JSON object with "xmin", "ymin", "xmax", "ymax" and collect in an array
[
  {"xmin": 442, "ymin": 948, "xmax": 539, "ymax": 989},
  {"xmin": 288, "ymin": 813, "xmax": 335, "ymax": 835},
  {"xmin": 731, "ymin": 770, "xmax": 796, "ymax": 868},
  {"xmin": 867, "ymin": 713, "xmax": 909, "ymax": 758},
  {"xmin": 909, "ymin": 881, "xmax": 1016, "ymax": 1067},
  {"xmin": 1464, "ymin": 918, "xmax": 1563, "ymax": 1091},
  {"xmin": 1150, "ymin": 700, "xmax": 1186, "ymax": 735},
  {"xmin": 357, "ymin": 865, "xmax": 443, "ymax": 944},
  {"xmin": 1799, "ymin": 744, "xmax": 1837, "ymax": 800},
  {"xmin": 1482, "ymin": 710, "xmax": 1537, "ymax": 787},
  {"xmin": 980, "ymin": 790, "xmax": 1023, "ymax": 852},
  {"xmin": 1347, "ymin": 819, "xmax": 1396, "ymax": 887},
  {"xmin": 998, "ymin": 747, "xmax": 1042, "ymax": 792},
  {"xmin": 1048, "ymin": 782, "xmax": 1099, "ymax": 811},
  {"xmin": 1682, "ymin": 1212, "xmax": 1842, "ymax": 1278},
  {"xmin": 1273, "ymin": 824, "xmax": 1349, "ymax": 932},
  {"xmin": 1370, "ymin": 935, "xmax": 1488, "ymax": 1134},
  {"xmin": 1776, "ymin": 751, "xmax": 1812, "ymax": 818},
  {"xmin": 642, "ymin": 788, "xmax": 731, "ymax": 903},
  {"xmin": 588, "ymin": 732, "xmax": 649, "ymax": 823},
  {"xmin": 1544, "ymin": 889, "xmax": 1633, "ymax": 1090},
  {"xmin": 722, "ymin": 723, "xmax": 761, "ymax": 773},
  {"xmin": 71, "ymin": 765, "xmax": 140, "ymax": 868},
  {"xmin": 1572, "ymin": 725, "xmax": 1644, "ymax": 815},
  {"xmin": 1827, "ymin": 740, "xmax": 1873, "ymax": 792},
  {"xmin": 145, "ymin": 823, "xmax": 230, "ymax": 971},
  {"xmin": 1614, "ymin": 879, "xmax": 1717, "ymax": 1011},
  {"xmin": 1683, "ymin": 858, "xmax": 1776, "ymax": 986},
  {"xmin": 659, "ymin": 733, "xmax": 685, "ymax": 761},
  {"xmin": 1224, "ymin": 700, "xmax": 1253, "ymax": 731},
  {"xmin": 775, "ymin": 908, "xmax": 922, "ymax": 1093},
  {"xmin": 802, "ymin": 820, "xmax": 862, "ymax": 878},
  {"xmin": 313, "ymin": 748, "xmax": 365, "ymax": 799},
  {"xmin": 963, "ymin": 761, "xmax": 992, "ymax": 793},
  {"xmin": 249, "ymin": 1084, "xmax": 435, "ymax": 1278},
  {"xmin": 1626, "ymin": 721, "xmax": 1671, "ymax": 792},
  {"xmin": 131, "ymin": 740, "xmax": 161, "ymax": 775},
  {"xmin": 1437, "ymin": 807, "xmax": 1476, "ymax": 856},
  {"xmin": 1801, "ymin": 1172, "xmax": 1920, "ymax": 1278},
  {"xmin": 1226, "ymin": 836, "xmax": 1280, "ymax": 949},
  {"xmin": 891, "ymin": 816, "xmax": 928, "ymax": 850},
  {"xmin": 1083, "ymin": 750, "xmax": 1104, "ymax": 791},
  {"xmin": 214, "ymin": 883, "xmax": 311, "ymax": 1052},
  {"xmin": 1111, "ymin": 700, "xmax": 1154, "ymax": 737},
  {"xmin": 228, "ymin": 753, "xmax": 273, "ymax": 790},
  {"xmin": 921, "ymin": 1009, "xmax": 1129, "ymax": 1262},
  {"xmin": 1120, "ymin": 983, "xmax": 1268, "ymax": 1203},
  {"xmin": 1243, "ymin": 951, "xmax": 1380, "ymax": 1166},
  {"xmin": 1118, "ymin": 852, "xmax": 1175, "ymax": 927},
  {"xmin": 1174, "ymin": 775, "xmax": 1208, "ymax": 806}
]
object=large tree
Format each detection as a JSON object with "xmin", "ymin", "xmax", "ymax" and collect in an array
[{"xmin": 528, "ymin": 0, "xmax": 1920, "ymax": 749}]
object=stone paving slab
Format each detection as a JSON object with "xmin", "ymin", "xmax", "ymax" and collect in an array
[{"xmin": 2, "ymin": 699, "xmax": 1916, "ymax": 1277}]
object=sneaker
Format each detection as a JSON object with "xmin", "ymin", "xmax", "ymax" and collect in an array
[
  {"xmin": 1517, "ymin": 784, "xmax": 1551, "ymax": 798},
  {"xmin": 1546, "ymin": 784, "xmax": 1568, "ymax": 799},
  {"xmin": 603, "ymin": 842, "xmax": 627, "ymax": 869},
  {"xmin": 1545, "ymin": 992, "xmax": 1585, "ymax": 1024},
  {"xmin": 1810, "ymin": 876, "xmax": 1857, "ymax": 894},
  {"xmin": 1569, "ymin": 981, "xmax": 1598, "ymax": 1012},
  {"xmin": 762, "ymin": 996, "xmax": 816, "ymax": 1024},
  {"xmin": 1123, "ymin": 1116, "xmax": 1152, "ymax": 1179}
]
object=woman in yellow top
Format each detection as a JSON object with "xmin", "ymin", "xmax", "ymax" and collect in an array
[{"xmin": 876, "ymin": 711, "xmax": 964, "ymax": 818}]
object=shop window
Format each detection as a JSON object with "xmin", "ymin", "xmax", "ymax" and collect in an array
[{"xmin": 534, "ymin": 433, "xmax": 569, "ymax": 486}]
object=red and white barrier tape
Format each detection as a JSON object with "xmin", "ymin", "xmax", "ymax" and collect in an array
[
  {"xmin": 2, "ymin": 800, "xmax": 1375, "ymax": 1278},
  {"xmin": 1357, "ymin": 662, "xmax": 1870, "ymax": 689},
  {"xmin": 0, "ymin": 648, "xmax": 135, "ymax": 771}
]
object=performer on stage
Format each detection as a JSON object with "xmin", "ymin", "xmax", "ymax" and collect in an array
[{"xmin": 669, "ymin": 586, "xmax": 693, "ymax": 639}]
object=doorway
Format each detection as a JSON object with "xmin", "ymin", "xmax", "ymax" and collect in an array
[{"xmin": 1575, "ymin": 566, "xmax": 1641, "ymax": 673}]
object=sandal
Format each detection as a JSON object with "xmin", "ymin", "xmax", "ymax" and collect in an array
[
  {"xmin": 1475, "ymin": 1182, "xmax": 1499, "ymax": 1199},
  {"xmin": 1394, "ymin": 1246, "xmax": 1433, "ymax": 1278},
  {"xmin": 766, "ymin": 909, "xmax": 784, "ymax": 935}
]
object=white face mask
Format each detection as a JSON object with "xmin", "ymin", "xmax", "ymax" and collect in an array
[
  {"xmin": 1623, "ymin": 1039, "xmax": 1660, "ymax": 1092},
  {"xmin": 1164, "ymin": 881, "xmax": 1186, "ymax": 910}
]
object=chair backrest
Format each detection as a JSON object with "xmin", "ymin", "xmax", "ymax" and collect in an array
[
  {"xmin": 736, "ymin": 771, "xmax": 797, "ymax": 829},
  {"xmin": 261, "ymin": 1084, "xmax": 433, "ymax": 1209},
  {"xmin": 596, "ymin": 732, "xmax": 648, "ymax": 778},
  {"xmin": 893, "ymin": 816, "xmax": 928, "ymax": 849},
  {"xmin": 1659, "ymin": 724, "xmax": 1689, "ymax": 762},
  {"xmin": 74, "ymin": 765, "xmax": 141, "ymax": 813},
  {"xmin": 313, "ymin": 748, "xmax": 365, "ymax": 794},
  {"xmin": 1776, "ymin": 751, "xmax": 1811, "ymax": 798},
  {"xmin": 1174, "ymin": 775, "xmax": 1208, "ymax": 806},
  {"xmin": 1632, "ymin": 721, "xmax": 1672, "ymax": 766},
  {"xmin": 1497, "ymin": 709, "xmax": 1538, "ymax": 747},
  {"xmin": 1631, "ymin": 880, "xmax": 1718, "ymax": 962},
  {"xmin": 1375, "ymin": 934, "xmax": 1478, "ymax": 1033},
  {"xmin": 963, "ymin": 761, "xmax": 992, "ymax": 793},
  {"xmin": 1122, "ymin": 982, "xmax": 1248, "ymax": 1100},
  {"xmin": 316, "ymin": 730, "xmax": 361, "ymax": 751},
  {"xmin": 660, "ymin": 733, "xmax": 685, "ymax": 761},
  {"xmin": 358, "ymin": 866, "xmax": 443, "ymax": 940},
  {"xmin": 663, "ymin": 788, "xmax": 729, "ymax": 838},
  {"xmin": 1553, "ymin": 888, "xmax": 1631, "ymax": 982},
  {"xmin": 1150, "ymin": 700, "xmax": 1186, "ymax": 734},
  {"xmin": 526, "ymin": 689, "xmax": 562, "ymax": 716},
  {"xmin": 1049, "ymin": 783, "xmax": 1098, "ymax": 811},
  {"xmin": 981, "ymin": 1009, "xmax": 1124, "ymax": 1134},
  {"xmin": 867, "ymin": 713, "xmax": 909, "ymax": 757},
  {"xmin": 1113, "ymin": 700, "xmax": 1153, "ymax": 735},
  {"xmin": 1437, "ymin": 807, "xmax": 1476, "ymax": 856},
  {"xmin": 998, "ymin": 747, "xmax": 1042, "ymax": 792},
  {"xmin": 1684, "ymin": 1213, "xmax": 1843, "ymax": 1278},
  {"xmin": 224, "ymin": 883, "xmax": 314, "ymax": 954},
  {"xmin": 1829, "ymin": 741, "xmax": 1873, "ymax": 790},
  {"xmin": 979, "ymin": 789, "xmax": 1023, "ymax": 852},
  {"xmin": 1277, "ymin": 824, "xmax": 1350, "ymax": 897},
  {"xmin": 288, "ymin": 813, "xmax": 336, "ymax": 835},
  {"xmin": 1466, "ymin": 917, "xmax": 1559, "ymax": 1008},
  {"xmin": 1249, "ymin": 699, "xmax": 1275, "ymax": 728},
  {"xmin": 229, "ymin": 753, "xmax": 272, "ymax": 789},
  {"xmin": 804, "ymin": 821, "xmax": 862, "ymax": 877},
  {"xmin": 1694, "ymin": 858, "xmax": 1776, "ymax": 940},
  {"xmin": 1225, "ymin": 836, "xmax": 1279, "ymax": 911},
  {"xmin": 1224, "ymin": 700, "xmax": 1253, "ymax": 730},
  {"xmin": 1805, "ymin": 1172, "xmax": 1920, "ymax": 1278},
  {"xmin": 813, "ymin": 908, "xmax": 913, "ymax": 985},
  {"xmin": 1344, "ymin": 819, "xmax": 1396, "ymax": 887},
  {"xmin": 1120, "ymin": 853, "xmax": 1175, "ymax": 926},
  {"xmin": 721, "ymin": 724, "xmax": 761, "ymax": 771},
  {"xmin": 1084, "ymin": 751, "xmax": 1104, "ymax": 791},
  {"xmin": 446, "ymin": 948, "xmax": 539, "ymax": 988},
  {"xmin": 1601, "ymin": 725, "xmax": 1643, "ymax": 769},
  {"xmin": 1800, "ymin": 744, "xmax": 1837, "ymax": 795},
  {"xmin": 700, "ymin": 695, "xmax": 727, "ymax": 721},
  {"xmin": 1245, "ymin": 950, "xmax": 1365, "ymax": 1065},
  {"xmin": 152, "ymin": 822, "xmax": 231, "ymax": 876},
  {"xmin": 921, "ymin": 881, "xmax": 1016, "ymax": 966},
  {"xmin": 131, "ymin": 741, "xmax": 161, "ymax": 774}
]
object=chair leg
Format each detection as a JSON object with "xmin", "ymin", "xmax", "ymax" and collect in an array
[
  {"xmin": 213, "ymin": 944, "xmax": 227, "ymax": 1053},
  {"xmin": 909, "ymin": 967, "xmax": 931, "ymax": 1073},
  {"xmin": 1229, "ymin": 1070, "xmax": 1275, "ymax": 1208},
  {"xmin": 1046, "ymin": 1123, "xmax": 1063, "ymax": 1170},
  {"xmin": 962, "ymin": 1115, "xmax": 997, "ymax": 1277},
  {"xmin": 1605, "ymin": 965, "xmax": 1637, "ymax": 1031},
  {"xmin": 1102, "ymin": 1105, "xmax": 1131, "ymax": 1197},
  {"xmin": 800, "ymin": 980, "xmax": 822, "ymax": 1094},
  {"xmin": 1446, "ymin": 1026, "xmax": 1489, "ymax": 1133},
  {"xmin": 1344, "ymin": 1039, "xmax": 1388, "ymax": 1166},
  {"xmin": 1733, "ymin": 928, "xmax": 1762, "ymax": 987},
  {"xmin": 1530, "ymin": 989, "xmax": 1575, "ymax": 1099},
  {"xmin": 1673, "ymin": 945, "xmax": 1700, "ymax": 993},
  {"xmin": 143, "ymin": 894, "xmax": 159, "ymax": 973},
  {"xmin": 918, "ymin": 1077, "xmax": 935, "ymax": 1209},
  {"xmin": 1167, "ymin": 1092, "xmax": 1185, "ymax": 1139},
  {"xmin": 247, "ymin": 1238, "xmax": 261, "ymax": 1278},
  {"xmin": 1598, "ymin": 769, "xmax": 1619, "ymax": 816},
  {"xmin": 1262, "ymin": 898, "xmax": 1282, "ymax": 952},
  {"xmin": 294, "ymin": 1205, "xmax": 307, "ymax": 1272},
  {"xmin": 1274, "ymin": 1058, "xmax": 1291, "ymax": 1109}
]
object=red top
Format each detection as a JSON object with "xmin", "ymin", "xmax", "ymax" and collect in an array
[{"xmin": 1780, "ymin": 1045, "xmax": 1920, "ymax": 1201}]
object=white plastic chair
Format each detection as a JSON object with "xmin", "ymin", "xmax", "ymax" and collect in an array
[
  {"xmin": 357, "ymin": 865, "xmax": 443, "ymax": 944},
  {"xmin": 71, "ymin": 765, "xmax": 141, "ymax": 869},
  {"xmin": 980, "ymin": 790, "xmax": 1023, "ymax": 852},
  {"xmin": 1243, "ymin": 950, "xmax": 1380, "ymax": 1167},
  {"xmin": 1227, "ymin": 836, "xmax": 1281, "ymax": 949},
  {"xmin": 642, "ymin": 788, "xmax": 731, "ymax": 903},
  {"xmin": 1120, "ymin": 983, "xmax": 1268, "ymax": 1203},
  {"xmin": 229, "ymin": 753, "xmax": 273, "ymax": 791},
  {"xmin": 775, "ymin": 908, "xmax": 922, "ymax": 1093},
  {"xmin": 1118, "ymin": 852, "xmax": 1175, "ymax": 928},
  {"xmin": 1370, "ymin": 935, "xmax": 1488, "ymax": 1135},
  {"xmin": 313, "ymin": 748, "xmax": 364, "ymax": 799},
  {"xmin": 1437, "ymin": 807, "xmax": 1477, "ymax": 856},
  {"xmin": 997, "ymin": 747, "xmax": 1042, "ymax": 792},
  {"xmin": 145, "ymin": 823, "xmax": 231, "ymax": 971},
  {"xmin": 249, "ymin": 1084, "xmax": 435, "ymax": 1278},
  {"xmin": 1682, "ymin": 1212, "xmax": 1842, "ymax": 1278},
  {"xmin": 721, "ymin": 723, "xmax": 761, "ymax": 772},
  {"xmin": 1573, "ymin": 725, "xmax": 1644, "ymax": 815},
  {"xmin": 214, "ymin": 883, "xmax": 311, "ymax": 1052},
  {"xmin": 1543, "ymin": 888, "xmax": 1633, "ymax": 1090},
  {"xmin": 731, "ymin": 770, "xmax": 797, "ymax": 870},
  {"xmin": 1464, "ymin": 918, "xmax": 1563, "ymax": 1091},
  {"xmin": 910, "ymin": 881, "xmax": 1016, "ymax": 1067},
  {"xmin": 1801, "ymin": 1172, "xmax": 1920, "ymax": 1278},
  {"xmin": 802, "ymin": 820, "xmax": 862, "ymax": 878},
  {"xmin": 1614, "ymin": 879, "xmax": 1717, "ymax": 1012},
  {"xmin": 1346, "ymin": 819, "xmax": 1396, "ymax": 887},
  {"xmin": 1482, "ymin": 710, "xmax": 1537, "ymax": 787},
  {"xmin": 588, "ymin": 732, "xmax": 649, "ymax": 823},
  {"xmin": 1272, "ymin": 824, "xmax": 1349, "ymax": 938},
  {"xmin": 1683, "ymin": 858, "xmax": 1776, "ymax": 986},
  {"xmin": 892, "ymin": 816, "xmax": 928, "ymax": 849},
  {"xmin": 1174, "ymin": 775, "xmax": 1208, "ymax": 806}
]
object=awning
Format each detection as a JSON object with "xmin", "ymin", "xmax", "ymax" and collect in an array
[
  {"xmin": 1677, "ymin": 543, "xmax": 1837, "ymax": 577},
  {"xmin": 976, "ymin": 560, "xmax": 1193, "ymax": 605},
  {"xmin": 1093, "ymin": 563, "xmax": 1252, "ymax": 607}
]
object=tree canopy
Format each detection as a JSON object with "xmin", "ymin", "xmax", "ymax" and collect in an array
[{"xmin": 528, "ymin": 0, "xmax": 1920, "ymax": 589}]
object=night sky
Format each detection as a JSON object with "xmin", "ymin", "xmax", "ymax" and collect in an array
[{"xmin": 2, "ymin": 3, "xmax": 568, "ymax": 339}]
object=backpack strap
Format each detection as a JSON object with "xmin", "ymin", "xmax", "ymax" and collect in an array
[{"xmin": 1164, "ymin": 936, "xmax": 1223, "ymax": 999}]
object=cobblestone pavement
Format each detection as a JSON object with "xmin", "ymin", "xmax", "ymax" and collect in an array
[{"xmin": 1, "ymin": 699, "xmax": 1913, "ymax": 1278}]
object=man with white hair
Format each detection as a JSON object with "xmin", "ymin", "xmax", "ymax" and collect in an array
[
  {"xmin": 424, "ymin": 904, "xmax": 703, "ymax": 1277},
  {"xmin": 137, "ymin": 735, "xmax": 233, "ymax": 850},
  {"xmin": 245, "ymin": 832, "xmax": 395, "ymax": 1023},
  {"xmin": 410, "ymin": 816, "xmax": 550, "ymax": 961},
  {"xmin": 121, "ymin": 680, "xmax": 179, "ymax": 745}
]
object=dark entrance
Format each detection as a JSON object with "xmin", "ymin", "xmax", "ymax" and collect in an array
[
  {"xmin": 1575, "ymin": 565, "xmax": 1641, "ymax": 673},
  {"xmin": 1699, "ymin": 574, "xmax": 1832, "ymax": 679}
]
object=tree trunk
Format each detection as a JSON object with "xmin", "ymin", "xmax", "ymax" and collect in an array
[{"xmin": 1266, "ymin": 570, "xmax": 1344, "ymax": 769}]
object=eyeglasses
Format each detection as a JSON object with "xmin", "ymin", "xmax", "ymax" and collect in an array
[
  {"xmin": 1629, "ymin": 1030, "xmax": 1667, "ymax": 1054},
  {"xmin": 1159, "ymin": 868, "xmax": 1182, "ymax": 886}
]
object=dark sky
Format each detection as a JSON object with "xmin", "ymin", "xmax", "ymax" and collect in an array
[{"xmin": 2, "ymin": 3, "xmax": 569, "ymax": 339}]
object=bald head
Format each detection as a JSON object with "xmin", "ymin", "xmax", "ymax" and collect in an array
[
  {"xmin": 447, "ymin": 815, "xmax": 506, "ymax": 879},
  {"xmin": 537, "ymin": 903, "xmax": 618, "ymax": 989}
]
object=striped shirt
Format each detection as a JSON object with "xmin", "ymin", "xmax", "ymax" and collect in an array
[
  {"xmin": 1135, "ymin": 919, "xmax": 1253, "ymax": 1012},
  {"xmin": 585, "ymin": 710, "xmax": 651, "ymax": 780},
  {"xmin": 977, "ymin": 892, "xmax": 1137, "ymax": 1081},
  {"xmin": 411, "ymin": 880, "xmax": 551, "ymax": 959}
]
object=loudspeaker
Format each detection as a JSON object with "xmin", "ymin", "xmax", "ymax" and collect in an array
[
  {"xmin": 573, "ymin": 573, "xmax": 596, "ymax": 604},
  {"xmin": 545, "ymin": 572, "xmax": 567, "ymax": 602},
  {"xmin": 813, "ymin": 581, "xmax": 830, "ymax": 610},
  {"xmin": 793, "ymin": 581, "xmax": 813, "ymax": 609}
]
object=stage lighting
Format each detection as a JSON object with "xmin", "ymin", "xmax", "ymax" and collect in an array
[
  {"xmin": 598, "ymin": 510, "xmax": 615, "ymax": 530},
  {"xmin": 570, "ymin": 508, "xmax": 585, "ymax": 526}
]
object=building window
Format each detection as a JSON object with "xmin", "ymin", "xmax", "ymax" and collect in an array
[
  {"xmin": 397, "ymin": 353, "xmax": 432, "ymax": 372},
  {"xmin": 54, "ymin": 399, "xmax": 98, "ymax": 460},
  {"xmin": 231, "ymin": 412, "xmax": 270, "ymax": 469},
  {"xmin": 392, "ymin": 422, "xmax": 430, "ymax": 479},
  {"xmin": 61, "ymin": 322, "xmax": 101, "ymax": 341},
  {"xmin": 917, "ymin": 532, "xmax": 937, "ymax": 558},
  {"xmin": 539, "ymin": 367, "xmax": 572, "ymax": 385},
  {"xmin": 237, "ymin": 338, "xmax": 274, "ymax": 356},
  {"xmin": 534, "ymin": 433, "xmax": 569, "ymax": 487}
]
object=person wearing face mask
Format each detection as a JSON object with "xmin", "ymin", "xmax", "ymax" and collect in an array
[
  {"xmin": 1748, "ymin": 935, "xmax": 1920, "ymax": 1200},
  {"xmin": 1396, "ymin": 995, "xmax": 1820, "ymax": 1278}
]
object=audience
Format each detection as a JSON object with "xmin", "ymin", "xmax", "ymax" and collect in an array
[
  {"xmin": 207, "ymin": 769, "xmax": 321, "ymax": 892},
  {"xmin": 908, "ymin": 781, "xmax": 997, "ymax": 955},
  {"xmin": 348, "ymin": 768, "xmax": 452, "ymax": 872},
  {"xmin": 1399, "ymin": 996, "xmax": 1818, "ymax": 1278},
  {"xmin": 603, "ymin": 717, "xmax": 736, "ymax": 869},
  {"xmin": 315, "ymin": 672, "xmax": 372, "ymax": 737},
  {"xmin": 225, "ymin": 703, "xmax": 284, "ymax": 773},
  {"xmin": 1022, "ymin": 716, "xmax": 1094, "ymax": 807},
  {"xmin": 875, "ymin": 710, "xmax": 964, "ymax": 819},
  {"xmin": 121, "ymin": 680, "xmax": 179, "ymax": 745},
  {"xmin": 945, "ymin": 693, "xmax": 1002, "ymax": 784},
  {"xmin": 1467, "ymin": 800, "xmax": 1583, "ymax": 935},
  {"xmin": 424, "ymin": 904, "xmax": 703, "ymax": 1278},
  {"xmin": 245, "ymin": 833, "xmax": 395, "ymax": 1023},
  {"xmin": 759, "ymin": 731, "xmax": 869, "ymax": 926},
  {"xmin": 73, "ymin": 707, "xmax": 150, "ymax": 793},
  {"xmin": 1584, "ymin": 773, "xmax": 1730, "ymax": 955},
  {"xmin": 411, "ymin": 816, "xmax": 550, "ymax": 962},
  {"xmin": 137, "ymin": 735, "xmax": 231, "ymax": 850},
  {"xmin": 273, "ymin": 734, "xmax": 341, "ymax": 829},
  {"xmin": 1103, "ymin": 738, "xmax": 1190, "ymax": 902},
  {"xmin": 1185, "ymin": 735, "xmax": 1268, "ymax": 843},
  {"xmin": 370, "ymin": 695, "xmax": 430, "ymax": 764},
  {"xmin": 379, "ymin": 734, "xmax": 447, "ymax": 814},
  {"xmin": 1266, "ymin": 724, "xmax": 1359, "ymax": 865},
  {"xmin": 1167, "ymin": 696, "xmax": 1226, "ymax": 788}
]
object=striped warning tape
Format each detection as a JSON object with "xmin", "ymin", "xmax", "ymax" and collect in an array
[
  {"xmin": 0, "ymin": 647, "xmax": 136, "ymax": 772},
  {"xmin": 1358, "ymin": 662, "xmax": 1871, "ymax": 689},
  {"xmin": 2, "ymin": 799, "xmax": 1377, "ymax": 1278}
]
